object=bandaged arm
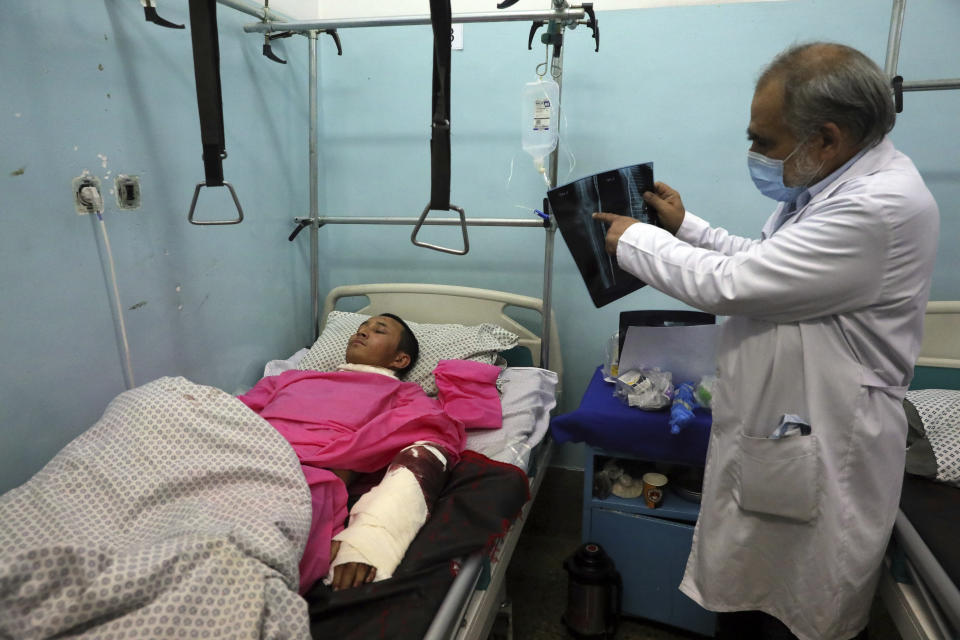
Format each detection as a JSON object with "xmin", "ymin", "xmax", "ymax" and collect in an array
[{"xmin": 327, "ymin": 442, "xmax": 450, "ymax": 582}]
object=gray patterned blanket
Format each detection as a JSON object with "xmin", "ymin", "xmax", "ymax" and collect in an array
[{"xmin": 0, "ymin": 377, "xmax": 313, "ymax": 639}]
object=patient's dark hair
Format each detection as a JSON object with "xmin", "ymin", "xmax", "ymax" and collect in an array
[{"xmin": 381, "ymin": 313, "xmax": 419, "ymax": 377}]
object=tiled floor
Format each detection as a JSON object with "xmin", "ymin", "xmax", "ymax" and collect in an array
[{"xmin": 505, "ymin": 467, "xmax": 902, "ymax": 640}]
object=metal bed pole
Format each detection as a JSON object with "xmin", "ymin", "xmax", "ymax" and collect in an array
[
  {"xmin": 217, "ymin": 0, "xmax": 291, "ymax": 23},
  {"xmin": 884, "ymin": 0, "xmax": 905, "ymax": 79},
  {"xmin": 899, "ymin": 78, "xmax": 960, "ymax": 91},
  {"xmin": 884, "ymin": 0, "xmax": 960, "ymax": 92},
  {"xmin": 541, "ymin": 227, "xmax": 557, "ymax": 371},
  {"xmin": 243, "ymin": 9, "xmax": 586, "ymax": 34},
  {"xmin": 294, "ymin": 216, "xmax": 542, "ymax": 228},
  {"xmin": 308, "ymin": 31, "xmax": 320, "ymax": 342},
  {"xmin": 539, "ymin": 27, "xmax": 566, "ymax": 372}
]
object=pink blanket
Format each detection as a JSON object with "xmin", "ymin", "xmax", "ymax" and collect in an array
[{"xmin": 238, "ymin": 359, "xmax": 501, "ymax": 592}]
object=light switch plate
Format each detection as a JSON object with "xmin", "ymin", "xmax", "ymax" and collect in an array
[{"xmin": 451, "ymin": 24, "xmax": 463, "ymax": 50}]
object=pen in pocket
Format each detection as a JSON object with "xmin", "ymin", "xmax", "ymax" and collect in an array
[{"xmin": 770, "ymin": 414, "xmax": 812, "ymax": 439}]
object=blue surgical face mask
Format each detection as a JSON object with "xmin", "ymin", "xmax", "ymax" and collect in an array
[{"xmin": 747, "ymin": 147, "xmax": 805, "ymax": 202}]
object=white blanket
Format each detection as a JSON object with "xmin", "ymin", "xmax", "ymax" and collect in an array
[{"xmin": 0, "ymin": 377, "xmax": 313, "ymax": 639}]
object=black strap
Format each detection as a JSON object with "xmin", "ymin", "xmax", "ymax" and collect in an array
[
  {"xmin": 188, "ymin": 0, "xmax": 226, "ymax": 187},
  {"xmin": 144, "ymin": 4, "xmax": 185, "ymax": 29},
  {"xmin": 428, "ymin": 0, "xmax": 452, "ymax": 210},
  {"xmin": 892, "ymin": 75, "xmax": 904, "ymax": 114}
]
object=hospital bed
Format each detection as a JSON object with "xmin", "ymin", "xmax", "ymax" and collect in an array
[
  {"xmin": 0, "ymin": 282, "xmax": 561, "ymax": 639},
  {"xmin": 879, "ymin": 301, "xmax": 960, "ymax": 640},
  {"xmin": 296, "ymin": 282, "xmax": 562, "ymax": 640}
]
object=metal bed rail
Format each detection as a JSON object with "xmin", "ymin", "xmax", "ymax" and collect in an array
[
  {"xmin": 892, "ymin": 510, "xmax": 960, "ymax": 638},
  {"xmin": 424, "ymin": 439, "xmax": 556, "ymax": 640}
]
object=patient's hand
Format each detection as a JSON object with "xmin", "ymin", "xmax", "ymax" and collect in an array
[
  {"xmin": 330, "ymin": 468, "xmax": 355, "ymax": 485},
  {"xmin": 329, "ymin": 540, "xmax": 376, "ymax": 590}
]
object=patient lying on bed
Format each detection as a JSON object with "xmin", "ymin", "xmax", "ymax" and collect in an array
[{"xmin": 237, "ymin": 314, "xmax": 502, "ymax": 594}]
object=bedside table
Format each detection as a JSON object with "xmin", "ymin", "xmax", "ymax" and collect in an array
[
  {"xmin": 583, "ymin": 448, "xmax": 715, "ymax": 636},
  {"xmin": 551, "ymin": 367, "xmax": 716, "ymax": 637}
]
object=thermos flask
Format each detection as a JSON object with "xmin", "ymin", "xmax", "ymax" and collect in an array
[{"xmin": 562, "ymin": 542, "xmax": 622, "ymax": 638}]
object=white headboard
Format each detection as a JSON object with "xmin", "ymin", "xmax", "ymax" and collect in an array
[
  {"xmin": 918, "ymin": 301, "xmax": 960, "ymax": 369},
  {"xmin": 321, "ymin": 283, "xmax": 563, "ymax": 380}
]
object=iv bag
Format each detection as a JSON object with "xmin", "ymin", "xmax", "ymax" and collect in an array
[{"xmin": 521, "ymin": 78, "xmax": 560, "ymax": 171}]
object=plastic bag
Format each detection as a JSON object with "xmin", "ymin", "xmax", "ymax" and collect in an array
[
  {"xmin": 694, "ymin": 374, "xmax": 717, "ymax": 408},
  {"xmin": 614, "ymin": 368, "xmax": 673, "ymax": 409},
  {"xmin": 669, "ymin": 382, "xmax": 697, "ymax": 434},
  {"xmin": 521, "ymin": 77, "xmax": 560, "ymax": 175},
  {"xmin": 593, "ymin": 458, "xmax": 624, "ymax": 499}
]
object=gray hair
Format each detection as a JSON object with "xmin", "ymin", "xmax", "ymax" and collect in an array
[{"xmin": 758, "ymin": 42, "xmax": 895, "ymax": 149}]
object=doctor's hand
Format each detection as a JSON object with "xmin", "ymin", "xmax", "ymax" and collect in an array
[
  {"xmin": 642, "ymin": 182, "xmax": 685, "ymax": 235},
  {"xmin": 329, "ymin": 540, "xmax": 377, "ymax": 590},
  {"xmin": 592, "ymin": 212, "xmax": 639, "ymax": 255}
]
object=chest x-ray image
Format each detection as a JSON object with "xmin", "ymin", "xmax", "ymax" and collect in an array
[{"xmin": 548, "ymin": 163, "xmax": 656, "ymax": 307}]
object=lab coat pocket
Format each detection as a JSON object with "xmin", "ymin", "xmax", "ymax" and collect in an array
[{"xmin": 737, "ymin": 433, "xmax": 820, "ymax": 523}]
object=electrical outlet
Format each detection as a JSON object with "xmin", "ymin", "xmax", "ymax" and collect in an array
[
  {"xmin": 116, "ymin": 174, "xmax": 141, "ymax": 210},
  {"xmin": 73, "ymin": 175, "xmax": 102, "ymax": 215}
]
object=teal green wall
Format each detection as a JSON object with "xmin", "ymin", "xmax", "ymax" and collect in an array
[
  {"xmin": 315, "ymin": 0, "xmax": 960, "ymax": 467},
  {"xmin": 2, "ymin": 1, "xmax": 958, "ymax": 487},
  {"xmin": 1, "ymin": 4, "xmax": 313, "ymax": 491}
]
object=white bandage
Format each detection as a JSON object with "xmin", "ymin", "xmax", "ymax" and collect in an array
[
  {"xmin": 326, "ymin": 466, "xmax": 428, "ymax": 582},
  {"xmin": 407, "ymin": 441, "xmax": 447, "ymax": 468}
]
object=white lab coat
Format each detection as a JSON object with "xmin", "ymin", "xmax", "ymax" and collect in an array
[{"xmin": 615, "ymin": 137, "xmax": 939, "ymax": 640}]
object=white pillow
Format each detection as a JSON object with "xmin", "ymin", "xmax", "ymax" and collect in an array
[{"xmin": 297, "ymin": 311, "xmax": 518, "ymax": 395}]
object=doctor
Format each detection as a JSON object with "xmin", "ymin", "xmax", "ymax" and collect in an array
[{"xmin": 594, "ymin": 42, "xmax": 939, "ymax": 640}]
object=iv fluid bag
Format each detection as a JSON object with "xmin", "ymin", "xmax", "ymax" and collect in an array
[{"xmin": 521, "ymin": 78, "xmax": 560, "ymax": 166}]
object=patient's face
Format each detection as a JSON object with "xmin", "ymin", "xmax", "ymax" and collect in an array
[{"xmin": 345, "ymin": 315, "xmax": 409, "ymax": 371}]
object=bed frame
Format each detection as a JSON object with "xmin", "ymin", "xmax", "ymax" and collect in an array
[
  {"xmin": 879, "ymin": 301, "xmax": 960, "ymax": 640},
  {"xmin": 322, "ymin": 282, "xmax": 563, "ymax": 640}
]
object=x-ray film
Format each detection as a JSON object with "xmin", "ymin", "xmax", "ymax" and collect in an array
[{"xmin": 547, "ymin": 163, "xmax": 656, "ymax": 307}]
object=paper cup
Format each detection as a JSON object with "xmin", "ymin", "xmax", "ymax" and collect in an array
[{"xmin": 642, "ymin": 472, "xmax": 668, "ymax": 508}]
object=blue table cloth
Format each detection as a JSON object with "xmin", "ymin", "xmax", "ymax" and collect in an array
[{"xmin": 551, "ymin": 367, "xmax": 712, "ymax": 466}]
